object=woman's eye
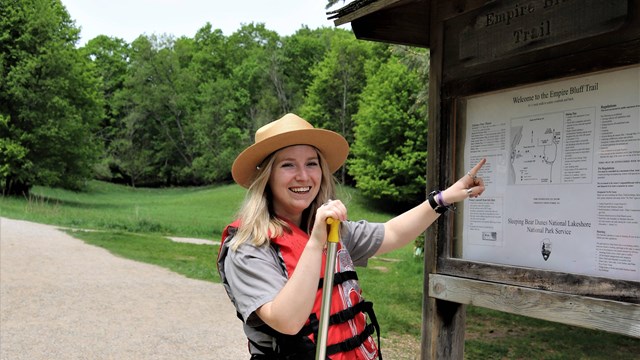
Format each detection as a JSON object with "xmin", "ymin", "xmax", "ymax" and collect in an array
[
  {"xmin": 307, "ymin": 161, "xmax": 319, "ymax": 167},
  {"xmin": 281, "ymin": 163, "xmax": 294, "ymax": 168}
]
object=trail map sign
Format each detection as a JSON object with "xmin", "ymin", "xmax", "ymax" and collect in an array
[{"xmin": 462, "ymin": 66, "xmax": 640, "ymax": 282}]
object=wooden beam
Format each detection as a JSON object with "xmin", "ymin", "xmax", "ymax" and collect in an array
[
  {"xmin": 333, "ymin": 0, "xmax": 406, "ymax": 26},
  {"xmin": 332, "ymin": 0, "xmax": 431, "ymax": 48},
  {"xmin": 437, "ymin": 257, "xmax": 640, "ymax": 304},
  {"xmin": 429, "ymin": 274, "xmax": 640, "ymax": 339},
  {"xmin": 350, "ymin": 4, "xmax": 430, "ymax": 47}
]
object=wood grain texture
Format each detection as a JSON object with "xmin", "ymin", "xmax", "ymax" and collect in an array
[{"xmin": 429, "ymin": 274, "xmax": 640, "ymax": 338}]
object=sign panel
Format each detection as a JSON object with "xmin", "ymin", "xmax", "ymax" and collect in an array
[
  {"xmin": 462, "ymin": 66, "xmax": 640, "ymax": 282},
  {"xmin": 443, "ymin": 0, "xmax": 629, "ymax": 79}
]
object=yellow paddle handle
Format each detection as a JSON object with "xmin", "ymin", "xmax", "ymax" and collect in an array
[{"xmin": 326, "ymin": 218, "xmax": 340, "ymax": 243}]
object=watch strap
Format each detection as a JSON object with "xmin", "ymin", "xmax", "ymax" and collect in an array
[{"xmin": 428, "ymin": 191, "xmax": 448, "ymax": 214}]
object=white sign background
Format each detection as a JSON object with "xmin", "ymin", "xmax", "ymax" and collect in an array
[{"xmin": 462, "ymin": 66, "xmax": 639, "ymax": 282}]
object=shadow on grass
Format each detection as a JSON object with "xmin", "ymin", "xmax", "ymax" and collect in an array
[
  {"xmin": 24, "ymin": 193, "xmax": 119, "ymax": 210},
  {"xmin": 464, "ymin": 306, "xmax": 640, "ymax": 360}
]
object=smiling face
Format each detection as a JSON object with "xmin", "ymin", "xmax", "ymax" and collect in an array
[{"xmin": 268, "ymin": 145, "xmax": 322, "ymax": 226}]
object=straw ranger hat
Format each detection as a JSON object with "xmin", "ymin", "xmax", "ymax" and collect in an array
[{"xmin": 232, "ymin": 113, "xmax": 349, "ymax": 188}]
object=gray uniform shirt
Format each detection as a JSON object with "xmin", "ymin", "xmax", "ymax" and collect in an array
[{"xmin": 218, "ymin": 220, "xmax": 384, "ymax": 354}]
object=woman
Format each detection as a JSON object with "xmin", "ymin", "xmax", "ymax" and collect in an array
[{"xmin": 217, "ymin": 113, "xmax": 486, "ymax": 359}]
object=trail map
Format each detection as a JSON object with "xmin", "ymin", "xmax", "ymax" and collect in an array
[{"xmin": 510, "ymin": 114, "xmax": 562, "ymax": 185}]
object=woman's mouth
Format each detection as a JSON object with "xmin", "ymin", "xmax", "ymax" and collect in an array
[{"xmin": 289, "ymin": 186, "xmax": 311, "ymax": 194}]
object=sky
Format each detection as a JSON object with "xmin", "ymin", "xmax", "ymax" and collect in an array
[{"xmin": 61, "ymin": 0, "xmax": 351, "ymax": 46}]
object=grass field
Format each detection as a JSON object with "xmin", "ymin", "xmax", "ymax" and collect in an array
[{"xmin": 1, "ymin": 181, "xmax": 638, "ymax": 359}]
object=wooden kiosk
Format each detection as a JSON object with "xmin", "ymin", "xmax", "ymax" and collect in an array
[{"xmin": 330, "ymin": 0, "xmax": 640, "ymax": 358}]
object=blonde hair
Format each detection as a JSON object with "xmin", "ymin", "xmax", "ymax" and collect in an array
[{"xmin": 229, "ymin": 146, "xmax": 337, "ymax": 251}]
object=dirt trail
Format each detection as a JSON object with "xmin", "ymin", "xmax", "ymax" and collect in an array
[{"xmin": 0, "ymin": 217, "xmax": 247, "ymax": 359}]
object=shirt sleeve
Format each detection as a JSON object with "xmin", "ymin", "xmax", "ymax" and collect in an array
[
  {"xmin": 223, "ymin": 241, "xmax": 287, "ymax": 327},
  {"xmin": 341, "ymin": 220, "xmax": 384, "ymax": 267}
]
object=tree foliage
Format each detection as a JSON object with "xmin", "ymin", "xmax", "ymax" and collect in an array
[
  {"xmin": 1, "ymin": 3, "xmax": 432, "ymax": 207},
  {"xmin": 349, "ymin": 54, "xmax": 428, "ymax": 205},
  {"xmin": 0, "ymin": 0, "xmax": 102, "ymax": 195},
  {"xmin": 80, "ymin": 35, "xmax": 130, "ymax": 181},
  {"xmin": 300, "ymin": 30, "xmax": 388, "ymax": 183}
]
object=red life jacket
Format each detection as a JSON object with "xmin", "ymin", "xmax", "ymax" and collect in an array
[{"xmin": 218, "ymin": 219, "xmax": 382, "ymax": 360}]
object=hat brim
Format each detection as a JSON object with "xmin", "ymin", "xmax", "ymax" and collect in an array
[{"xmin": 232, "ymin": 128, "xmax": 349, "ymax": 188}]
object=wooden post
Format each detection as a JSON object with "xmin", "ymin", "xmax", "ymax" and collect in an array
[{"xmin": 421, "ymin": 2, "xmax": 467, "ymax": 357}]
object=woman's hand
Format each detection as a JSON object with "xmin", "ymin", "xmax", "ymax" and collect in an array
[
  {"xmin": 441, "ymin": 158, "xmax": 487, "ymax": 205},
  {"xmin": 309, "ymin": 199, "xmax": 347, "ymax": 247}
]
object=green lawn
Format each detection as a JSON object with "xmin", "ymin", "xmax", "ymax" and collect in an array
[
  {"xmin": 1, "ymin": 181, "xmax": 638, "ymax": 359},
  {"xmin": 0, "ymin": 181, "xmax": 244, "ymax": 239}
]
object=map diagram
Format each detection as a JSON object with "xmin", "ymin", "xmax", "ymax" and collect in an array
[{"xmin": 509, "ymin": 114, "xmax": 563, "ymax": 185}]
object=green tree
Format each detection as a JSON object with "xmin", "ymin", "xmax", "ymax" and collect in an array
[
  {"xmin": 187, "ymin": 23, "xmax": 276, "ymax": 183},
  {"xmin": 349, "ymin": 54, "xmax": 427, "ymax": 205},
  {"xmin": 190, "ymin": 23, "xmax": 231, "ymax": 81},
  {"xmin": 0, "ymin": 0, "xmax": 102, "ymax": 195},
  {"xmin": 300, "ymin": 30, "xmax": 386, "ymax": 182},
  {"xmin": 189, "ymin": 24, "xmax": 242, "ymax": 183},
  {"xmin": 227, "ymin": 23, "xmax": 284, "ymax": 129},
  {"xmin": 392, "ymin": 46, "xmax": 430, "ymax": 116},
  {"xmin": 281, "ymin": 26, "xmax": 335, "ymax": 113},
  {"xmin": 188, "ymin": 25, "xmax": 350, "ymax": 184},
  {"xmin": 191, "ymin": 76, "xmax": 249, "ymax": 183},
  {"xmin": 81, "ymin": 35, "xmax": 130, "ymax": 181},
  {"xmin": 119, "ymin": 34, "xmax": 198, "ymax": 186}
]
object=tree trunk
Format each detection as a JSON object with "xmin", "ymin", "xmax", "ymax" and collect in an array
[{"xmin": 2, "ymin": 177, "xmax": 31, "ymax": 197}]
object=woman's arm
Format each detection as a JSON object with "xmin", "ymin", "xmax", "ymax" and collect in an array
[
  {"xmin": 377, "ymin": 158, "xmax": 487, "ymax": 255},
  {"xmin": 255, "ymin": 237, "xmax": 324, "ymax": 334},
  {"xmin": 255, "ymin": 200, "xmax": 348, "ymax": 335}
]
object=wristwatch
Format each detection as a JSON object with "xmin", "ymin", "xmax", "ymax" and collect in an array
[{"xmin": 428, "ymin": 191, "xmax": 454, "ymax": 214}]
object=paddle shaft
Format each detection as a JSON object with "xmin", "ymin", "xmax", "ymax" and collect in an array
[{"xmin": 315, "ymin": 218, "xmax": 340, "ymax": 360}]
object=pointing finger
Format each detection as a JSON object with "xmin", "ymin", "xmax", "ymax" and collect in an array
[{"xmin": 469, "ymin": 158, "xmax": 487, "ymax": 176}]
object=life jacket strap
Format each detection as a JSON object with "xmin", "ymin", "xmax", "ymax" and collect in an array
[
  {"xmin": 253, "ymin": 314, "xmax": 319, "ymax": 359},
  {"xmin": 317, "ymin": 270, "xmax": 358, "ymax": 289},
  {"xmin": 326, "ymin": 323, "xmax": 376, "ymax": 356},
  {"xmin": 309, "ymin": 301, "xmax": 383, "ymax": 359},
  {"xmin": 329, "ymin": 299, "xmax": 372, "ymax": 325}
]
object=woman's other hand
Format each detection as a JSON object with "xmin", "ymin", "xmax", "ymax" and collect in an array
[{"xmin": 441, "ymin": 158, "xmax": 487, "ymax": 205}]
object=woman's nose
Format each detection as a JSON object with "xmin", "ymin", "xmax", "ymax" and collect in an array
[{"xmin": 295, "ymin": 168, "xmax": 309, "ymax": 181}]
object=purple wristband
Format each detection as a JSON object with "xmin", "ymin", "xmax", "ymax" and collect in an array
[{"xmin": 437, "ymin": 192, "xmax": 449, "ymax": 207}]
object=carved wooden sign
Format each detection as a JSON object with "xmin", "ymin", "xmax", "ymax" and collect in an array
[{"xmin": 444, "ymin": 0, "xmax": 629, "ymax": 77}]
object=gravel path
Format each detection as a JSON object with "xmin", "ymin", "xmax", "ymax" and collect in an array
[{"xmin": 0, "ymin": 217, "xmax": 247, "ymax": 360}]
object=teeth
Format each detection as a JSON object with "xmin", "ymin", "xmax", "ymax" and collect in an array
[{"xmin": 290, "ymin": 187, "xmax": 310, "ymax": 193}]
